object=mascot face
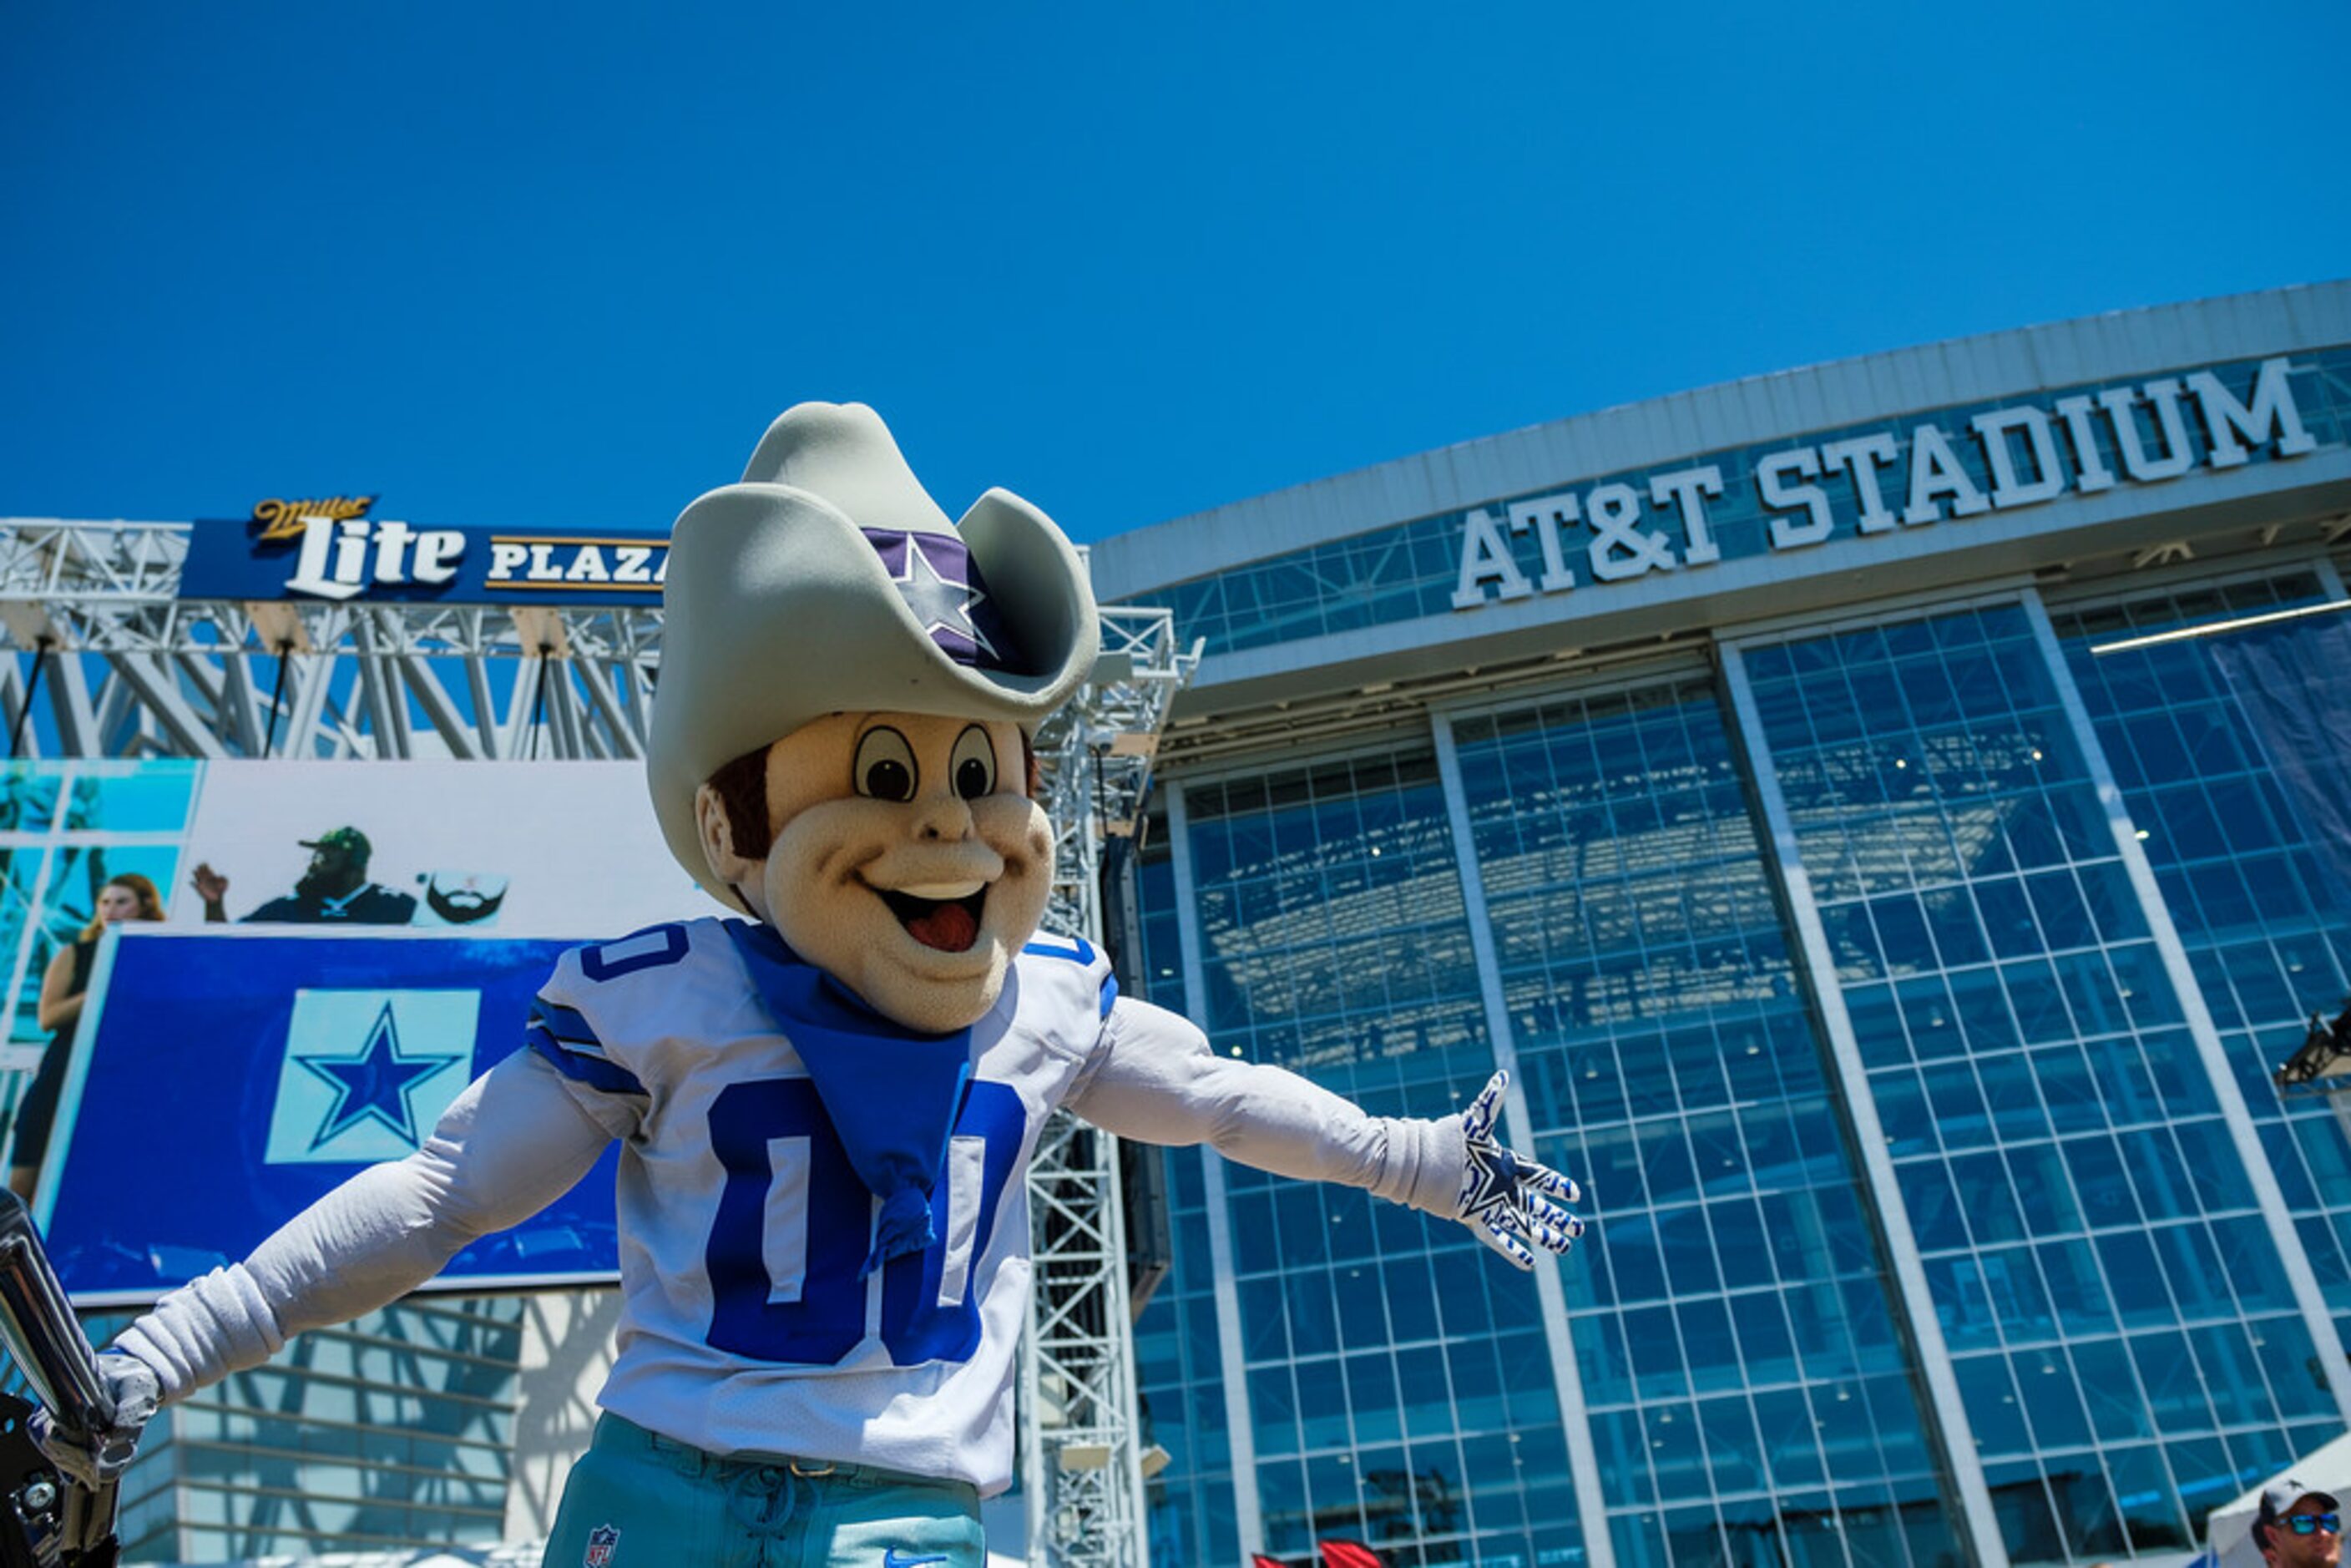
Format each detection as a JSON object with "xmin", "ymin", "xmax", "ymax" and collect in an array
[{"xmin": 697, "ymin": 711, "xmax": 1051, "ymax": 1034}]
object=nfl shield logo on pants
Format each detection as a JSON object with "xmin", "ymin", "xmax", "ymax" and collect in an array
[{"xmin": 584, "ymin": 1525, "xmax": 620, "ymax": 1567}]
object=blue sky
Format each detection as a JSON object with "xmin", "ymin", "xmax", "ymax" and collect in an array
[{"xmin": 4, "ymin": 3, "xmax": 2345, "ymax": 544}]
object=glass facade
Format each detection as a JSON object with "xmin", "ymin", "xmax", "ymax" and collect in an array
[
  {"xmin": 2055, "ymin": 574, "xmax": 2351, "ymax": 1465},
  {"xmin": 1739, "ymin": 603, "xmax": 2333, "ymax": 1560},
  {"xmin": 1135, "ymin": 574, "xmax": 2351, "ymax": 1565},
  {"xmin": 1176, "ymin": 751, "xmax": 1582, "ymax": 1566},
  {"xmin": 1134, "ymin": 828, "xmax": 1249, "ymax": 1566},
  {"xmin": 1449, "ymin": 683, "xmax": 1950, "ymax": 1565}
]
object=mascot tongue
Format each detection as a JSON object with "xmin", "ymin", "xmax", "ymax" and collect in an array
[{"xmin": 906, "ymin": 898, "xmax": 978, "ymax": 952}]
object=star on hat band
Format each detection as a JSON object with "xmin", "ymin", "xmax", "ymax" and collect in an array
[{"xmin": 863, "ymin": 528, "xmax": 1002, "ymax": 668}]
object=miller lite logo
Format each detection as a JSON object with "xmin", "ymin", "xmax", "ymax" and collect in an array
[
  {"xmin": 194, "ymin": 494, "xmax": 672, "ymax": 605},
  {"xmin": 584, "ymin": 1524, "xmax": 620, "ymax": 1567},
  {"xmin": 250, "ymin": 495, "xmax": 468, "ymax": 602},
  {"xmin": 252, "ymin": 495, "xmax": 377, "ymax": 539}
]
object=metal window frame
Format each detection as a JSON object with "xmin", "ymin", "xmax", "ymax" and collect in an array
[
  {"xmin": 1716, "ymin": 635, "xmax": 2013, "ymax": 1566},
  {"xmin": 1428, "ymin": 707, "xmax": 1618, "ymax": 1568},
  {"xmin": 2018, "ymin": 586, "xmax": 2351, "ymax": 1431},
  {"xmin": 1162, "ymin": 780, "xmax": 1266, "ymax": 1558}
]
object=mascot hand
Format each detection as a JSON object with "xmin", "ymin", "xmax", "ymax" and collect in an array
[
  {"xmin": 30, "ymin": 1349, "xmax": 159, "ymax": 1490},
  {"xmin": 1456, "ymin": 1071, "xmax": 1585, "ymax": 1270}
]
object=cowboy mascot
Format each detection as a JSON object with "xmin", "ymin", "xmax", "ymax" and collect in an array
[{"xmin": 38, "ymin": 406, "xmax": 1585, "ymax": 1565}]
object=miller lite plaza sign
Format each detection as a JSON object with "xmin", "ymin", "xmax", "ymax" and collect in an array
[
  {"xmin": 179, "ymin": 496, "xmax": 672, "ymax": 606},
  {"xmin": 1449, "ymin": 355, "xmax": 2324, "ymax": 610}
]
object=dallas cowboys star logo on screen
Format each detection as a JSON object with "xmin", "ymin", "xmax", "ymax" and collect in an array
[{"xmin": 265, "ymin": 989, "xmax": 480, "ymax": 1165}]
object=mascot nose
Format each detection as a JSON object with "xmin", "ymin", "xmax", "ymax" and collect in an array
[{"xmin": 913, "ymin": 793, "xmax": 975, "ymax": 842}]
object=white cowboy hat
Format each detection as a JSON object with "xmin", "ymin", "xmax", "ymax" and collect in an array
[{"xmin": 648, "ymin": 402, "xmax": 1098, "ymax": 901}]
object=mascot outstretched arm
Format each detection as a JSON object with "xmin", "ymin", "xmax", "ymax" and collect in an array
[{"xmin": 40, "ymin": 406, "xmax": 1585, "ymax": 1565}]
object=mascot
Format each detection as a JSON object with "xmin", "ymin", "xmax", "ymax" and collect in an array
[{"xmin": 38, "ymin": 406, "xmax": 1585, "ymax": 1566}]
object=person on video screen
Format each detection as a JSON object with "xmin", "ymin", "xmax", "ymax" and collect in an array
[{"xmin": 191, "ymin": 826, "xmax": 417, "ymax": 925}]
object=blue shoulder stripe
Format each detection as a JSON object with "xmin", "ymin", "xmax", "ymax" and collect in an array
[
  {"xmin": 1022, "ymin": 934, "xmax": 1097, "ymax": 965},
  {"xmin": 529, "ymin": 998, "xmax": 603, "ymax": 1050},
  {"xmin": 527, "ymin": 1027, "xmax": 649, "ymax": 1097},
  {"xmin": 1099, "ymin": 970, "xmax": 1118, "ymax": 1019}
]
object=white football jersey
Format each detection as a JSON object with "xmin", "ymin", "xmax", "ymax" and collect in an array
[{"xmin": 528, "ymin": 916, "xmax": 1115, "ymax": 1494}]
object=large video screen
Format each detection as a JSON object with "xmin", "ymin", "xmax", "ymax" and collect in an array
[
  {"xmin": 0, "ymin": 757, "xmax": 726, "ymax": 1306},
  {"xmin": 46, "ymin": 929, "xmax": 624, "ymax": 1305}
]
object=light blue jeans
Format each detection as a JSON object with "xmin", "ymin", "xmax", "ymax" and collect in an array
[{"xmin": 539, "ymin": 1414, "xmax": 986, "ymax": 1568}]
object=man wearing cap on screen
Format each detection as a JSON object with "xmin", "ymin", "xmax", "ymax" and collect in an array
[
  {"xmin": 2257, "ymin": 1479, "xmax": 2342, "ymax": 1567},
  {"xmin": 190, "ymin": 825, "xmax": 417, "ymax": 924}
]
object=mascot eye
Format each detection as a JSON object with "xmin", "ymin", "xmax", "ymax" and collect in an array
[
  {"xmin": 853, "ymin": 727, "xmax": 918, "ymax": 802},
  {"xmin": 951, "ymin": 726, "xmax": 998, "ymax": 800}
]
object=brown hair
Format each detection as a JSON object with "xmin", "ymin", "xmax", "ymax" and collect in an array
[
  {"xmin": 705, "ymin": 728, "xmax": 1044, "ymax": 870},
  {"xmin": 80, "ymin": 873, "xmax": 166, "ymax": 942},
  {"xmin": 706, "ymin": 746, "xmax": 776, "ymax": 863}
]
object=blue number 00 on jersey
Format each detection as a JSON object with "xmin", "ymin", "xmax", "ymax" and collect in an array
[{"xmin": 702, "ymin": 1078, "xmax": 1025, "ymax": 1367}]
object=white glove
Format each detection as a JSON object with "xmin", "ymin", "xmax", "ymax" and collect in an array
[
  {"xmin": 1456, "ymin": 1071, "xmax": 1585, "ymax": 1269},
  {"xmin": 28, "ymin": 1349, "xmax": 159, "ymax": 1490}
]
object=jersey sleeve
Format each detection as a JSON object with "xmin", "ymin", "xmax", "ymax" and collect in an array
[
  {"xmin": 1067, "ymin": 997, "xmax": 1466, "ymax": 1217},
  {"xmin": 1012, "ymin": 933, "xmax": 1121, "ymax": 1082},
  {"xmin": 524, "ymin": 940, "xmax": 658, "ymax": 1141}
]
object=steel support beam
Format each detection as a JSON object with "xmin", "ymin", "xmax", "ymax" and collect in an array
[{"xmin": 1021, "ymin": 604, "xmax": 1198, "ymax": 1568}]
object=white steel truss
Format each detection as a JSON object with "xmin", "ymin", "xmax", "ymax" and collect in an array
[
  {"xmin": 0, "ymin": 518, "xmax": 659, "ymax": 763},
  {"xmin": 1025, "ymin": 603, "xmax": 1201, "ymax": 1568},
  {"xmin": 0, "ymin": 517, "xmax": 1199, "ymax": 1568}
]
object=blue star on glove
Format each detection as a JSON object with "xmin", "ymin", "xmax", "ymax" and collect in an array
[{"xmin": 1458, "ymin": 1071, "xmax": 1585, "ymax": 1270}]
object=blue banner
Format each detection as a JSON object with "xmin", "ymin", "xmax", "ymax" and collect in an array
[
  {"xmin": 178, "ymin": 517, "xmax": 669, "ymax": 606},
  {"xmin": 40, "ymin": 929, "xmax": 622, "ymax": 1305}
]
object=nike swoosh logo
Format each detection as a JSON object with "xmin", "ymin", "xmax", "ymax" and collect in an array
[{"xmin": 882, "ymin": 1554, "xmax": 949, "ymax": 1568}]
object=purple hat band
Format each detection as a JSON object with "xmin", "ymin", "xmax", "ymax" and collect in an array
[{"xmin": 861, "ymin": 528, "xmax": 1020, "ymax": 672}]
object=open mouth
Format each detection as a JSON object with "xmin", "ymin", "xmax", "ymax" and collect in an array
[{"xmin": 875, "ymin": 880, "xmax": 988, "ymax": 953}]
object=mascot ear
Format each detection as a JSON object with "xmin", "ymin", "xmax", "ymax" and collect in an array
[{"xmin": 694, "ymin": 783, "xmax": 760, "ymax": 903}]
